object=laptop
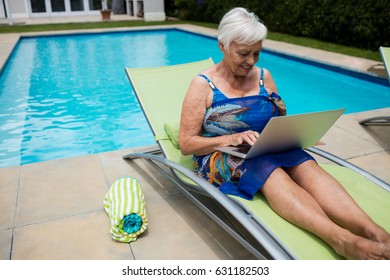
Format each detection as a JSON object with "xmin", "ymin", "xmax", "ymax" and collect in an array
[{"xmin": 215, "ymin": 108, "xmax": 345, "ymax": 159}]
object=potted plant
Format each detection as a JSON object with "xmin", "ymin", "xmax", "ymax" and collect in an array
[{"xmin": 100, "ymin": 0, "xmax": 112, "ymax": 20}]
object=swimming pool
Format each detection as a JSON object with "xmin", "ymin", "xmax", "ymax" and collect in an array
[{"xmin": 0, "ymin": 28, "xmax": 389, "ymax": 168}]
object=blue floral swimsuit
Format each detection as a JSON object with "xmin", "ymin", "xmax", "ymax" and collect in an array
[{"xmin": 194, "ymin": 68, "xmax": 315, "ymax": 200}]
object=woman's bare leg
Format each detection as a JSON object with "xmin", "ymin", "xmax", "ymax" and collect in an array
[
  {"xmin": 261, "ymin": 167, "xmax": 390, "ymax": 259},
  {"xmin": 285, "ymin": 160, "xmax": 390, "ymax": 244}
]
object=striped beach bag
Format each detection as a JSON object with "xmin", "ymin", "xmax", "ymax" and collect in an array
[{"xmin": 103, "ymin": 177, "xmax": 148, "ymax": 242}]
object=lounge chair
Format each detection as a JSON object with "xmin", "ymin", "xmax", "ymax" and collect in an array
[
  {"xmin": 359, "ymin": 46, "xmax": 390, "ymax": 125},
  {"xmin": 123, "ymin": 59, "xmax": 390, "ymax": 260}
]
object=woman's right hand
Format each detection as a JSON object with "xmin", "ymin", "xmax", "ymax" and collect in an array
[{"xmin": 229, "ymin": 130, "xmax": 259, "ymax": 146}]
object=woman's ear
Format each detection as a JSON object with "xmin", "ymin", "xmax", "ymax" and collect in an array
[{"xmin": 218, "ymin": 41, "xmax": 225, "ymax": 52}]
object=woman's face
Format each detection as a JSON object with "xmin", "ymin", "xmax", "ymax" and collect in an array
[{"xmin": 221, "ymin": 41, "xmax": 262, "ymax": 77}]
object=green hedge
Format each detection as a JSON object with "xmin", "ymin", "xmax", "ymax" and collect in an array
[{"xmin": 166, "ymin": 0, "xmax": 390, "ymax": 51}]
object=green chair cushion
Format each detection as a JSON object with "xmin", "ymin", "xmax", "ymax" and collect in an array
[{"xmin": 164, "ymin": 120, "xmax": 181, "ymax": 149}]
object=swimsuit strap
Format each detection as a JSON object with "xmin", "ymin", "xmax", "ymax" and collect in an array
[
  {"xmin": 199, "ymin": 74, "xmax": 216, "ymax": 90},
  {"xmin": 199, "ymin": 74, "xmax": 227, "ymax": 103},
  {"xmin": 260, "ymin": 68, "xmax": 264, "ymax": 86},
  {"xmin": 259, "ymin": 68, "xmax": 269, "ymax": 97}
]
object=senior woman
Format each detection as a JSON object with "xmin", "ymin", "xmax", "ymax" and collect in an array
[{"xmin": 179, "ymin": 7, "xmax": 390, "ymax": 259}]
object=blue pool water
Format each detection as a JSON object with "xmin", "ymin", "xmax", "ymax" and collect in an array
[{"xmin": 0, "ymin": 29, "xmax": 389, "ymax": 168}]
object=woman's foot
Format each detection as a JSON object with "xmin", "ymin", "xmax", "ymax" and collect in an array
[{"xmin": 336, "ymin": 235, "xmax": 390, "ymax": 260}]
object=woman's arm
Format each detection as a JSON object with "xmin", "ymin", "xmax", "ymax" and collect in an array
[{"xmin": 263, "ymin": 68, "xmax": 278, "ymax": 94}]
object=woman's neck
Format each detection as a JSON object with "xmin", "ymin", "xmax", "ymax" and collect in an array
[{"xmin": 216, "ymin": 62, "xmax": 259, "ymax": 97}]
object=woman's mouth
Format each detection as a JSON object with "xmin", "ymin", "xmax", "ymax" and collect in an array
[{"xmin": 241, "ymin": 65, "xmax": 251, "ymax": 70}]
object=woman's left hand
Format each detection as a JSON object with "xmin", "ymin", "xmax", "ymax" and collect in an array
[{"xmin": 229, "ymin": 130, "xmax": 259, "ymax": 146}]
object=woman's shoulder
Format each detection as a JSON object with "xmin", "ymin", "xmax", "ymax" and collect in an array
[
  {"xmin": 261, "ymin": 68, "xmax": 274, "ymax": 79},
  {"xmin": 191, "ymin": 65, "xmax": 217, "ymax": 86},
  {"xmin": 187, "ymin": 66, "xmax": 216, "ymax": 96},
  {"xmin": 256, "ymin": 66, "xmax": 270, "ymax": 74},
  {"xmin": 199, "ymin": 64, "xmax": 217, "ymax": 78},
  {"xmin": 191, "ymin": 73, "xmax": 212, "ymax": 88}
]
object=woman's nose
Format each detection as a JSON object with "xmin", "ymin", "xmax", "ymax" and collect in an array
[{"xmin": 246, "ymin": 54, "xmax": 256, "ymax": 65}]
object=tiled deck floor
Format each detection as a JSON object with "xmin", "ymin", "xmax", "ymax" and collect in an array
[{"xmin": 0, "ymin": 18, "xmax": 389, "ymax": 260}]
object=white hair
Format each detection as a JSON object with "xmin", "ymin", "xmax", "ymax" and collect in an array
[{"xmin": 218, "ymin": 7, "xmax": 267, "ymax": 52}]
